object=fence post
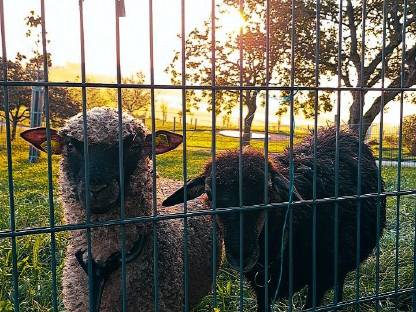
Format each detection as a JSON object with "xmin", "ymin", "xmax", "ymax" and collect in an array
[
  {"xmin": 29, "ymin": 85, "xmax": 45, "ymax": 163},
  {"xmin": 194, "ymin": 118, "xmax": 197, "ymax": 131},
  {"xmin": 173, "ymin": 116, "xmax": 176, "ymax": 132}
]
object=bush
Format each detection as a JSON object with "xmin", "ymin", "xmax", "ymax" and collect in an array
[{"xmin": 403, "ymin": 114, "xmax": 416, "ymax": 156}]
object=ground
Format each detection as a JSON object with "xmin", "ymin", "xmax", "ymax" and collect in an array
[{"xmin": 0, "ymin": 127, "xmax": 415, "ymax": 311}]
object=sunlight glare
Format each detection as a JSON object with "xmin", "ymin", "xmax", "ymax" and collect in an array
[{"xmin": 220, "ymin": 8, "xmax": 245, "ymax": 34}]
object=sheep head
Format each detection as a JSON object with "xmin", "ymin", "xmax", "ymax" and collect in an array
[
  {"xmin": 21, "ymin": 107, "xmax": 182, "ymax": 214},
  {"xmin": 162, "ymin": 148, "xmax": 302, "ymax": 272}
]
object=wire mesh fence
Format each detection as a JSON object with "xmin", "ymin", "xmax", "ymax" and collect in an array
[{"xmin": 1, "ymin": 0, "xmax": 416, "ymax": 312}]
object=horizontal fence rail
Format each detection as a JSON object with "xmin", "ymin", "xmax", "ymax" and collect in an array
[{"xmin": 1, "ymin": 0, "xmax": 415, "ymax": 312}]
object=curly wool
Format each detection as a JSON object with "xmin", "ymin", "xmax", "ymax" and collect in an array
[
  {"xmin": 58, "ymin": 107, "xmax": 148, "ymax": 145},
  {"xmin": 60, "ymin": 108, "xmax": 220, "ymax": 312},
  {"xmin": 197, "ymin": 127, "xmax": 386, "ymax": 309}
]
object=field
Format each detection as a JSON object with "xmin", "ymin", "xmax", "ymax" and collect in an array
[{"xmin": 0, "ymin": 126, "xmax": 415, "ymax": 311}]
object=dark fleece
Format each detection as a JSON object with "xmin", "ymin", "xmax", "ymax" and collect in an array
[{"xmin": 202, "ymin": 127, "xmax": 386, "ymax": 308}]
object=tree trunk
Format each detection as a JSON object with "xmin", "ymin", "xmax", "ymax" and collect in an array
[
  {"xmin": 411, "ymin": 142, "xmax": 416, "ymax": 157},
  {"xmin": 11, "ymin": 118, "xmax": 18, "ymax": 141},
  {"xmin": 347, "ymin": 91, "xmax": 363, "ymax": 134},
  {"xmin": 242, "ymin": 95, "xmax": 257, "ymax": 146},
  {"xmin": 348, "ymin": 44, "xmax": 416, "ymax": 138}
]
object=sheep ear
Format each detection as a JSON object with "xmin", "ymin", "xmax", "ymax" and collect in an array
[
  {"xmin": 20, "ymin": 127, "xmax": 63, "ymax": 155},
  {"xmin": 271, "ymin": 172, "xmax": 303, "ymax": 202},
  {"xmin": 162, "ymin": 176, "xmax": 205, "ymax": 207},
  {"xmin": 144, "ymin": 130, "xmax": 183, "ymax": 155}
]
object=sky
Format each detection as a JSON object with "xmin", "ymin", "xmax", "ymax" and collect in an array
[{"xmin": 2, "ymin": 0, "xmax": 416, "ymax": 128}]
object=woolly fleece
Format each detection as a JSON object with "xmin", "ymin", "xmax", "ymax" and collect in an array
[{"xmin": 60, "ymin": 108, "xmax": 221, "ymax": 312}]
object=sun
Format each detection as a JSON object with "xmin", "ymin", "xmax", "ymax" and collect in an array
[{"xmin": 220, "ymin": 7, "xmax": 245, "ymax": 34}]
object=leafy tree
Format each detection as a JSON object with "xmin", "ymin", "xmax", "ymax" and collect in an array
[
  {"xmin": 160, "ymin": 101, "xmax": 169, "ymax": 125},
  {"xmin": 403, "ymin": 114, "xmax": 416, "ymax": 155},
  {"xmin": 0, "ymin": 11, "xmax": 80, "ymax": 139},
  {"xmin": 120, "ymin": 72, "xmax": 150, "ymax": 118},
  {"xmin": 0, "ymin": 56, "xmax": 81, "ymax": 138},
  {"xmin": 48, "ymin": 87, "xmax": 81, "ymax": 127},
  {"xmin": 0, "ymin": 55, "xmax": 32, "ymax": 140},
  {"xmin": 167, "ymin": 4, "xmax": 330, "ymax": 145},
  {"xmin": 168, "ymin": 0, "xmax": 416, "ymax": 143}
]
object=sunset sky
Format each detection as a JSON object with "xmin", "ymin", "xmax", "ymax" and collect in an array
[{"xmin": 2, "ymin": 0, "xmax": 416, "ymax": 128}]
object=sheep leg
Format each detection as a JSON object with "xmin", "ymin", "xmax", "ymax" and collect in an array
[{"xmin": 255, "ymin": 289, "xmax": 272, "ymax": 312}]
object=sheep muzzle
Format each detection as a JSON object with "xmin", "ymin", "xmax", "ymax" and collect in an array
[
  {"xmin": 78, "ymin": 179, "xmax": 120, "ymax": 214},
  {"xmin": 220, "ymin": 212, "xmax": 264, "ymax": 273}
]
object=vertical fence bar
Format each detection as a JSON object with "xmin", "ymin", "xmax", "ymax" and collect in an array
[
  {"xmin": 148, "ymin": 0, "xmax": 159, "ymax": 310},
  {"xmin": 77, "ymin": 1, "xmax": 95, "ymax": 311},
  {"xmin": 39, "ymin": 1, "xmax": 58, "ymax": 310},
  {"xmin": 263, "ymin": 0, "xmax": 270, "ymax": 310},
  {"xmin": 180, "ymin": 0, "xmax": 190, "ymax": 310},
  {"xmin": 333, "ymin": 0, "xmax": 343, "ymax": 306},
  {"xmin": 288, "ymin": 0, "xmax": 296, "ymax": 309},
  {"xmin": 376, "ymin": 0, "xmax": 388, "ymax": 310},
  {"xmin": 395, "ymin": 1, "xmax": 408, "ymax": 309},
  {"xmin": 210, "ymin": 0, "xmax": 218, "ymax": 308},
  {"xmin": 114, "ymin": 1, "xmax": 128, "ymax": 310},
  {"xmin": 0, "ymin": 2, "xmax": 19, "ymax": 311},
  {"xmin": 312, "ymin": 0, "xmax": 321, "ymax": 309},
  {"xmin": 238, "ymin": 0, "xmax": 244, "ymax": 311},
  {"xmin": 354, "ymin": 0, "xmax": 367, "ymax": 309}
]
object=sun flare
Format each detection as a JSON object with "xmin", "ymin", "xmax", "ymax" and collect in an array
[{"xmin": 220, "ymin": 8, "xmax": 245, "ymax": 34}]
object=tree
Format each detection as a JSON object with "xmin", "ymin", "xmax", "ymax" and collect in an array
[
  {"xmin": 160, "ymin": 101, "xmax": 169, "ymax": 125},
  {"xmin": 0, "ymin": 11, "xmax": 80, "ymax": 139},
  {"xmin": 240, "ymin": 0, "xmax": 416, "ymax": 135},
  {"xmin": 0, "ymin": 55, "xmax": 32, "ymax": 140},
  {"xmin": 403, "ymin": 114, "xmax": 416, "ymax": 155},
  {"xmin": 0, "ymin": 56, "xmax": 80, "ymax": 138},
  {"xmin": 119, "ymin": 72, "xmax": 150, "ymax": 118},
  {"xmin": 278, "ymin": 0, "xmax": 416, "ymax": 135},
  {"xmin": 168, "ymin": 0, "xmax": 416, "ymax": 143},
  {"xmin": 49, "ymin": 87, "xmax": 81, "ymax": 127},
  {"xmin": 222, "ymin": 112, "xmax": 232, "ymax": 128},
  {"xmin": 167, "ymin": 4, "xmax": 331, "ymax": 145}
]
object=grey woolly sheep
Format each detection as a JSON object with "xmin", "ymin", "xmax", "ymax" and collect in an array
[
  {"xmin": 21, "ymin": 107, "xmax": 222, "ymax": 312},
  {"xmin": 162, "ymin": 127, "xmax": 386, "ymax": 311}
]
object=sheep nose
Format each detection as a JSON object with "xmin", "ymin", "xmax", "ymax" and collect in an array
[{"xmin": 89, "ymin": 184, "xmax": 108, "ymax": 194}]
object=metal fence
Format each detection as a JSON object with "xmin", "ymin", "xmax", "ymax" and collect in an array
[{"xmin": 1, "ymin": 0, "xmax": 416, "ymax": 312}]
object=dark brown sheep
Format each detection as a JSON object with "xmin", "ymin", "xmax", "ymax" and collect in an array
[{"xmin": 162, "ymin": 127, "xmax": 386, "ymax": 311}]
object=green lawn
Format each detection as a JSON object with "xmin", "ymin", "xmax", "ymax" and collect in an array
[{"xmin": 0, "ymin": 130, "xmax": 415, "ymax": 311}]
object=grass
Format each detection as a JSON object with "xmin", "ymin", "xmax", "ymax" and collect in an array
[{"xmin": 0, "ymin": 129, "xmax": 415, "ymax": 311}]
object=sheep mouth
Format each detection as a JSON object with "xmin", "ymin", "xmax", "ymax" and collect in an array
[{"xmin": 78, "ymin": 180, "xmax": 120, "ymax": 214}]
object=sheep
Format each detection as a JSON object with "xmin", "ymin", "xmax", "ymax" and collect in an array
[
  {"xmin": 162, "ymin": 127, "xmax": 386, "ymax": 311},
  {"xmin": 21, "ymin": 107, "xmax": 222, "ymax": 312}
]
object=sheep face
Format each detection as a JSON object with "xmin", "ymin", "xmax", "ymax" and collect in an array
[
  {"xmin": 163, "ymin": 149, "xmax": 298, "ymax": 272},
  {"xmin": 61, "ymin": 133, "xmax": 144, "ymax": 213},
  {"xmin": 203, "ymin": 162, "xmax": 268, "ymax": 272},
  {"xmin": 21, "ymin": 108, "xmax": 183, "ymax": 215}
]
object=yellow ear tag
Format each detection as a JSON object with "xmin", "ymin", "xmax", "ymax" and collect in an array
[
  {"xmin": 156, "ymin": 133, "xmax": 169, "ymax": 147},
  {"xmin": 40, "ymin": 141, "xmax": 61, "ymax": 154}
]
